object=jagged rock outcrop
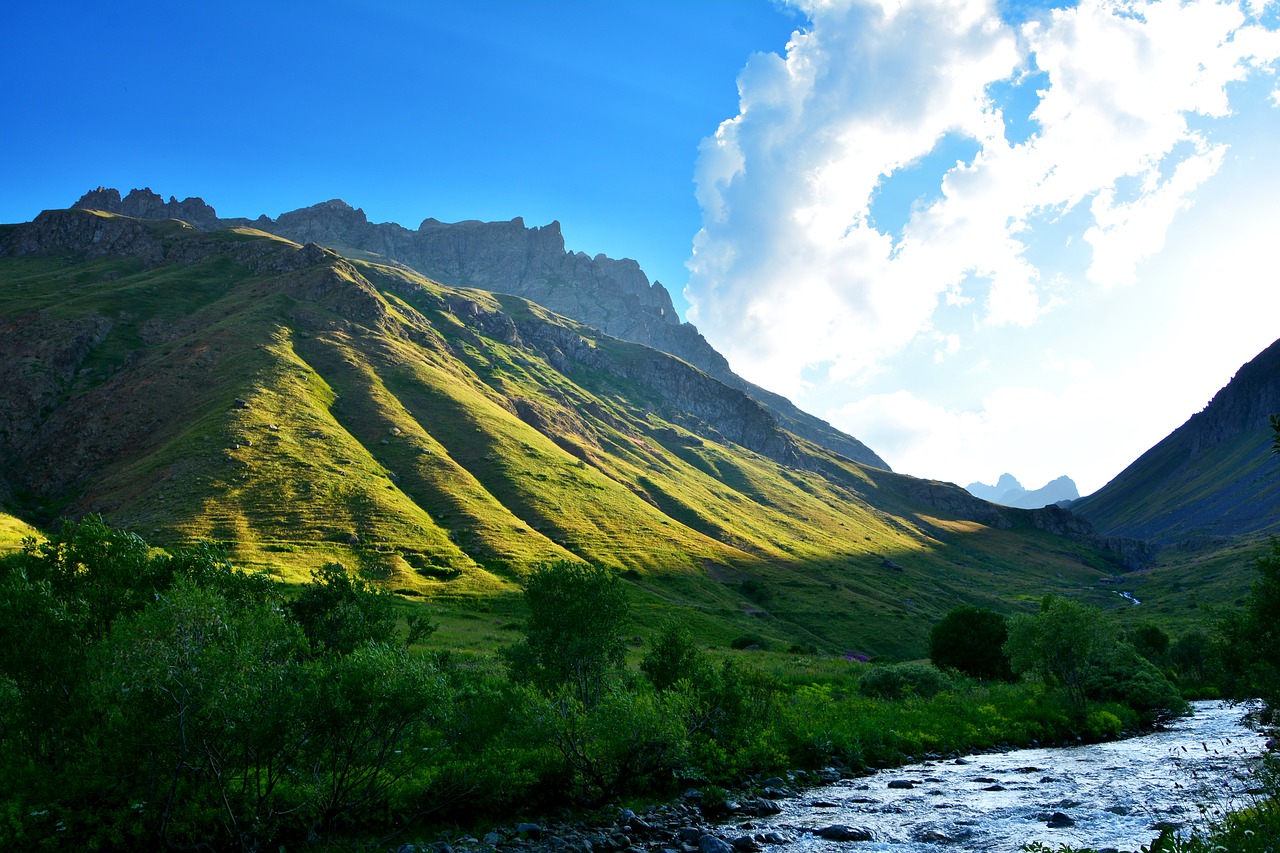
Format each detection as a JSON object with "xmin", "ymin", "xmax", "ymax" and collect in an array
[
  {"xmin": 69, "ymin": 188, "xmax": 888, "ymax": 469},
  {"xmin": 74, "ymin": 187, "xmax": 224, "ymax": 231}
]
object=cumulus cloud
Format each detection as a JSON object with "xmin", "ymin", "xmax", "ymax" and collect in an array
[{"xmin": 685, "ymin": 0, "xmax": 1280, "ymax": 402}]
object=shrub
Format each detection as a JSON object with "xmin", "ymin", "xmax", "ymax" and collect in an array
[
  {"xmin": 641, "ymin": 620, "xmax": 706, "ymax": 691},
  {"xmin": 288, "ymin": 562, "xmax": 398, "ymax": 655},
  {"xmin": 858, "ymin": 661, "xmax": 953, "ymax": 700},
  {"xmin": 538, "ymin": 684, "xmax": 692, "ymax": 806},
  {"xmin": 929, "ymin": 605, "xmax": 1014, "ymax": 681}
]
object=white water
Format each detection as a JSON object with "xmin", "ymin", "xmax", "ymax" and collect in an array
[{"xmin": 723, "ymin": 701, "xmax": 1269, "ymax": 852}]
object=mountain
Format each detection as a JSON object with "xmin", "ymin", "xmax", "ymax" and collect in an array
[
  {"xmin": 0, "ymin": 205, "xmax": 1147, "ymax": 657},
  {"xmin": 966, "ymin": 474, "xmax": 1080, "ymax": 509},
  {"xmin": 1072, "ymin": 337, "xmax": 1280, "ymax": 544},
  {"xmin": 71, "ymin": 188, "xmax": 888, "ymax": 470}
]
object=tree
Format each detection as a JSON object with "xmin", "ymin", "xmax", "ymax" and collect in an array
[
  {"xmin": 1214, "ymin": 539, "xmax": 1280, "ymax": 705},
  {"xmin": 1005, "ymin": 595, "xmax": 1111, "ymax": 710},
  {"xmin": 288, "ymin": 562, "xmax": 399, "ymax": 656},
  {"xmin": 1128, "ymin": 622, "xmax": 1171, "ymax": 668},
  {"xmin": 503, "ymin": 561, "xmax": 628, "ymax": 705},
  {"xmin": 641, "ymin": 619, "xmax": 706, "ymax": 692},
  {"xmin": 929, "ymin": 605, "xmax": 1015, "ymax": 681}
]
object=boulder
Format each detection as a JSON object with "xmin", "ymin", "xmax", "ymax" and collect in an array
[{"xmin": 813, "ymin": 825, "xmax": 873, "ymax": 842}]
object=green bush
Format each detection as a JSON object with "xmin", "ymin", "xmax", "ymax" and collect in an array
[
  {"xmin": 858, "ymin": 661, "xmax": 953, "ymax": 700},
  {"xmin": 929, "ymin": 605, "xmax": 1014, "ymax": 681},
  {"xmin": 288, "ymin": 561, "xmax": 398, "ymax": 656},
  {"xmin": 641, "ymin": 619, "xmax": 706, "ymax": 692},
  {"xmin": 538, "ymin": 683, "xmax": 693, "ymax": 806}
]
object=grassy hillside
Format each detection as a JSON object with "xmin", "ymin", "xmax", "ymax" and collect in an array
[
  {"xmin": 0, "ymin": 211, "xmax": 1197, "ymax": 658},
  {"xmin": 0, "ymin": 511, "xmax": 39, "ymax": 550}
]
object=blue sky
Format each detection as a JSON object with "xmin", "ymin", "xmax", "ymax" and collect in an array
[
  {"xmin": 1, "ymin": 0, "xmax": 796, "ymax": 299},
  {"xmin": 5, "ymin": 0, "xmax": 1280, "ymax": 495}
]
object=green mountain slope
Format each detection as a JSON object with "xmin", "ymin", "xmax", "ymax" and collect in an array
[
  {"xmin": 1073, "ymin": 337, "xmax": 1280, "ymax": 544},
  {"xmin": 72, "ymin": 187, "xmax": 890, "ymax": 469},
  {"xmin": 0, "ymin": 208, "xmax": 1149, "ymax": 657}
]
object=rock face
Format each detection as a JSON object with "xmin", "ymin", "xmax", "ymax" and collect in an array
[
  {"xmin": 69, "ymin": 188, "xmax": 888, "ymax": 469},
  {"xmin": 966, "ymin": 473, "xmax": 1080, "ymax": 509},
  {"xmin": 1073, "ymin": 335, "xmax": 1280, "ymax": 543}
]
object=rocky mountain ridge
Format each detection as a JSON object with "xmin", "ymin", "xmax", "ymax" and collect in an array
[{"xmin": 72, "ymin": 187, "xmax": 888, "ymax": 469}]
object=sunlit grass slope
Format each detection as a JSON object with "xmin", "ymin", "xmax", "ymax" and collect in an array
[
  {"xmin": 0, "ymin": 511, "xmax": 39, "ymax": 550},
  {"xmin": 0, "ymin": 212, "xmax": 1175, "ymax": 657}
]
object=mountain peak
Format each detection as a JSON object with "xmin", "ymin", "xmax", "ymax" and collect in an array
[{"xmin": 966, "ymin": 474, "xmax": 1079, "ymax": 509}]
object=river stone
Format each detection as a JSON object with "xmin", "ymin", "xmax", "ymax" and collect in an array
[
  {"xmin": 761, "ymin": 832, "xmax": 792, "ymax": 845},
  {"xmin": 679, "ymin": 828, "xmax": 702, "ymax": 843},
  {"xmin": 887, "ymin": 780, "xmax": 915, "ymax": 789},
  {"xmin": 1046, "ymin": 812, "xmax": 1075, "ymax": 828},
  {"xmin": 915, "ymin": 829, "xmax": 954, "ymax": 843},
  {"xmin": 810, "ymin": 800, "xmax": 840, "ymax": 808},
  {"xmin": 983, "ymin": 784, "xmax": 1007, "ymax": 791},
  {"xmin": 698, "ymin": 835, "xmax": 735, "ymax": 853},
  {"xmin": 483, "ymin": 833, "xmax": 502, "ymax": 846},
  {"xmin": 729, "ymin": 835, "xmax": 761, "ymax": 852},
  {"xmin": 737, "ymin": 797, "xmax": 783, "ymax": 816},
  {"xmin": 813, "ymin": 825, "xmax": 873, "ymax": 842},
  {"xmin": 517, "ymin": 823, "xmax": 544, "ymax": 839}
]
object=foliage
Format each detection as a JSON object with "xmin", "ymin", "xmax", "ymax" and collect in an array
[
  {"xmin": 1006, "ymin": 595, "xmax": 1185, "ymax": 724},
  {"xmin": 1213, "ymin": 538, "xmax": 1280, "ymax": 705},
  {"xmin": 1128, "ymin": 622, "xmax": 1171, "ymax": 663},
  {"xmin": 503, "ymin": 561, "xmax": 629, "ymax": 705},
  {"xmin": 1007, "ymin": 595, "xmax": 1113, "ymax": 710},
  {"xmin": 641, "ymin": 619, "xmax": 707, "ymax": 692},
  {"xmin": 538, "ymin": 683, "xmax": 692, "ymax": 807},
  {"xmin": 1169, "ymin": 630, "xmax": 1211, "ymax": 692},
  {"xmin": 929, "ymin": 605, "xmax": 1014, "ymax": 681},
  {"xmin": 287, "ymin": 561, "xmax": 400, "ymax": 655},
  {"xmin": 1082, "ymin": 644, "xmax": 1188, "ymax": 726},
  {"xmin": 0, "ymin": 519, "xmax": 454, "ymax": 850},
  {"xmin": 858, "ymin": 661, "xmax": 954, "ymax": 700},
  {"xmin": 0, "ymin": 519, "xmax": 1212, "ymax": 850}
]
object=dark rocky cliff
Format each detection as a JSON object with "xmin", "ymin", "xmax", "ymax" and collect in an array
[{"xmin": 70, "ymin": 188, "xmax": 889, "ymax": 469}]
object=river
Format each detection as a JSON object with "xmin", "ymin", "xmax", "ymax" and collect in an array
[{"xmin": 717, "ymin": 700, "xmax": 1269, "ymax": 852}]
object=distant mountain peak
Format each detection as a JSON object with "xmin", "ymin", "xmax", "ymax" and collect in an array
[{"xmin": 966, "ymin": 474, "xmax": 1079, "ymax": 509}]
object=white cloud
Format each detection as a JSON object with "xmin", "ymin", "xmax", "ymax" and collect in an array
[{"xmin": 687, "ymin": 0, "xmax": 1280, "ymax": 486}]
